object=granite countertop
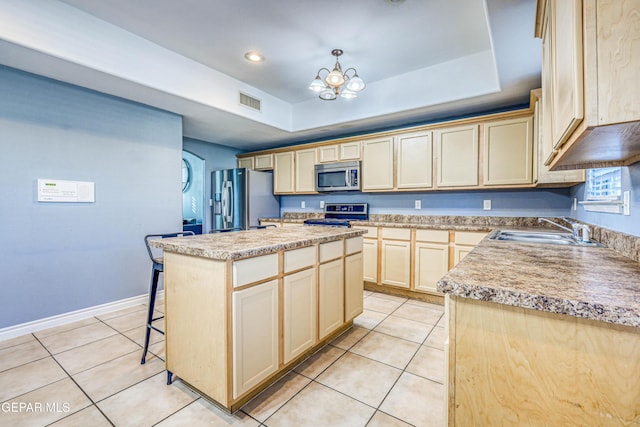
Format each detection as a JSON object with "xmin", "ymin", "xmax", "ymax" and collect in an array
[
  {"xmin": 150, "ymin": 226, "xmax": 366, "ymax": 260},
  {"xmin": 437, "ymin": 232, "xmax": 640, "ymax": 328}
]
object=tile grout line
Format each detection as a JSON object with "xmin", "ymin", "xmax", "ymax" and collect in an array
[{"xmin": 32, "ymin": 331, "xmax": 117, "ymax": 427}]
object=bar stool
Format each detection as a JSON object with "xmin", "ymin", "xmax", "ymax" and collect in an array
[{"xmin": 141, "ymin": 231, "xmax": 194, "ymax": 365}]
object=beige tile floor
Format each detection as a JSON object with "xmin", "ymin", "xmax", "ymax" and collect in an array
[{"xmin": 0, "ymin": 291, "xmax": 446, "ymax": 426}]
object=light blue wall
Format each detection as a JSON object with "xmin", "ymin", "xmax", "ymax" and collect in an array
[
  {"xmin": 183, "ymin": 138, "xmax": 241, "ymax": 233},
  {"xmin": 0, "ymin": 66, "xmax": 183, "ymax": 328},
  {"xmin": 570, "ymin": 163, "xmax": 640, "ymax": 236},
  {"xmin": 281, "ymin": 188, "xmax": 572, "ymax": 217}
]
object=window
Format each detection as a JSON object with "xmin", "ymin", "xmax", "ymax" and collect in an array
[
  {"xmin": 581, "ymin": 167, "xmax": 627, "ymax": 214},
  {"xmin": 585, "ymin": 167, "xmax": 622, "ymax": 201}
]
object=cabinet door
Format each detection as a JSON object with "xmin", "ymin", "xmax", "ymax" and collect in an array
[
  {"xmin": 340, "ymin": 142, "xmax": 361, "ymax": 160},
  {"xmin": 295, "ymin": 149, "xmax": 317, "ymax": 193},
  {"xmin": 318, "ymin": 259, "xmax": 344, "ymax": 340},
  {"xmin": 283, "ymin": 269, "xmax": 316, "ymax": 364},
  {"xmin": 381, "ymin": 240, "xmax": 411, "ymax": 288},
  {"xmin": 550, "ymin": 0, "xmax": 584, "ymax": 149},
  {"xmin": 435, "ymin": 125, "xmax": 479, "ymax": 187},
  {"xmin": 232, "ymin": 280, "xmax": 278, "ymax": 399},
  {"xmin": 254, "ymin": 154, "xmax": 274, "ymax": 170},
  {"xmin": 363, "ymin": 238, "xmax": 378, "ymax": 283},
  {"xmin": 483, "ymin": 117, "xmax": 533, "ymax": 186},
  {"xmin": 238, "ymin": 157, "xmax": 254, "ymax": 169},
  {"xmin": 344, "ymin": 252, "xmax": 363, "ymax": 322},
  {"xmin": 397, "ymin": 131, "xmax": 433, "ymax": 189},
  {"xmin": 362, "ymin": 137, "xmax": 394, "ymax": 190},
  {"xmin": 414, "ymin": 243, "xmax": 449, "ymax": 293},
  {"xmin": 318, "ymin": 145, "xmax": 339, "ymax": 163},
  {"xmin": 454, "ymin": 246, "xmax": 474, "ymax": 266},
  {"xmin": 274, "ymin": 152, "xmax": 295, "ymax": 194}
]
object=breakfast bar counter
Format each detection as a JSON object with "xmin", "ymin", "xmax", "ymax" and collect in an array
[
  {"xmin": 151, "ymin": 226, "xmax": 366, "ymax": 412},
  {"xmin": 437, "ymin": 235, "xmax": 640, "ymax": 426}
]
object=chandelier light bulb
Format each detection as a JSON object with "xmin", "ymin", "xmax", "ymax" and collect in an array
[
  {"xmin": 309, "ymin": 76, "xmax": 326, "ymax": 92},
  {"xmin": 346, "ymin": 75, "xmax": 365, "ymax": 92},
  {"xmin": 326, "ymin": 68, "xmax": 345, "ymax": 87}
]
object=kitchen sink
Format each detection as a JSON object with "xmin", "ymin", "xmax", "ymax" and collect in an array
[{"xmin": 489, "ymin": 230, "xmax": 604, "ymax": 247}]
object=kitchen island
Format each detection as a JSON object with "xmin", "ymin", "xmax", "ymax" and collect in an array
[
  {"xmin": 151, "ymin": 226, "xmax": 366, "ymax": 412},
  {"xmin": 437, "ymin": 234, "xmax": 640, "ymax": 425}
]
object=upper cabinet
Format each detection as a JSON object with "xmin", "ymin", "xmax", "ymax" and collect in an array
[
  {"xmin": 317, "ymin": 141, "xmax": 361, "ymax": 163},
  {"xmin": 435, "ymin": 125, "xmax": 479, "ymax": 188},
  {"xmin": 536, "ymin": 0, "xmax": 640, "ymax": 170},
  {"xmin": 273, "ymin": 152, "xmax": 295, "ymax": 194},
  {"xmin": 237, "ymin": 157, "xmax": 254, "ymax": 170},
  {"xmin": 483, "ymin": 117, "xmax": 533, "ymax": 186},
  {"xmin": 397, "ymin": 131, "xmax": 433, "ymax": 189},
  {"xmin": 362, "ymin": 137, "xmax": 395, "ymax": 191},
  {"xmin": 254, "ymin": 154, "xmax": 274, "ymax": 170},
  {"xmin": 295, "ymin": 149, "xmax": 317, "ymax": 193}
]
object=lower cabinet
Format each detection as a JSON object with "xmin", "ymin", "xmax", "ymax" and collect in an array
[
  {"xmin": 344, "ymin": 252, "xmax": 364, "ymax": 322},
  {"xmin": 454, "ymin": 231, "xmax": 488, "ymax": 265},
  {"xmin": 363, "ymin": 239, "xmax": 379, "ymax": 283},
  {"xmin": 232, "ymin": 280, "xmax": 279, "ymax": 399},
  {"xmin": 318, "ymin": 258, "xmax": 344, "ymax": 340},
  {"xmin": 381, "ymin": 240, "xmax": 411, "ymax": 288},
  {"xmin": 283, "ymin": 268, "xmax": 317, "ymax": 364},
  {"xmin": 414, "ymin": 242, "xmax": 449, "ymax": 293}
]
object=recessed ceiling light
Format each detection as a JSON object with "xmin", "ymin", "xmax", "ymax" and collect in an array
[
  {"xmin": 244, "ymin": 51, "xmax": 264, "ymax": 63},
  {"xmin": 385, "ymin": 0, "xmax": 406, "ymax": 4}
]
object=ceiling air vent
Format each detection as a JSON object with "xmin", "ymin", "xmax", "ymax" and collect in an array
[{"xmin": 239, "ymin": 92, "xmax": 261, "ymax": 111}]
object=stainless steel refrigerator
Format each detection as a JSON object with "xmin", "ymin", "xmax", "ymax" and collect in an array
[{"xmin": 211, "ymin": 168, "xmax": 280, "ymax": 232}]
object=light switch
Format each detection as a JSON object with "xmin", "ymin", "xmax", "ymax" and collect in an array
[
  {"xmin": 483, "ymin": 200, "xmax": 491, "ymax": 210},
  {"xmin": 301, "ymin": 201, "xmax": 306, "ymax": 209},
  {"xmin": 320, "ymin": 200, "xmax": 325, "ymax": 208},
  {"xmin": 414, "ymin": 200, "xmax": 421, "ymax": 209},
  {"xmin": 624, "ymin": 191, "xmax": 630, "ymax": 215}
]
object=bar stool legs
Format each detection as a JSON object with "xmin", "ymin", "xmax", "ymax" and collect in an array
[{"xmin": 141, "ymin": 264, "xmax": 164, "ymax": 364}]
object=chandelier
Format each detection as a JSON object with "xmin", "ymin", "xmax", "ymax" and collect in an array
[{"xmin": 309, "ymin": 49, "xmax": 366, "ymax": 100}]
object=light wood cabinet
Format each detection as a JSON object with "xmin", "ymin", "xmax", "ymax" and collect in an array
[
  {"xmin": 295, "ymin": 149, "xmax": 317, "ymax": 193},
  {"xmin": 435, "ymin": 125, "xmax": 479, "ymax": 187},
  {"xmin": 397, "ymin": 131, "xmax": 433, "ymax": 189},
  {"xmin": 454, "ymin": 231, "xmax": 488, "ymax": 266},
  {"xmin": 483, "ymin": 117, "xmax": 534, "ymax": 186},
  {"xmin": 536, "ymin": 0, "xmax": 640, "ymax": 169},
  {"xmin": 238, "ymin": 157, "xmax": 254, "ymax": 169},
  {"xmin": 362, "ymin": 238, "xmax": 378, "ymax": 283},
  {"xmin": 254, "ymin": 154, "xmax": 274, "ymax": 170},
  {"xmin": 318, "ymin": 258, "xmax": 345, "ymax": 340},
  {"xmin": 362, "ymin": 137, "xmax": 394, "ymax": 191},
  {"xmin": 344, "ymin": 252, "xmax": 364, "ymax": 322},
  {"xmin": 317, "ymin": 141, "xmax": 361, "ymax": 163},
  {"xmin": 231, "ymin": 280, "xmax": 279, "ymax": 399},
  {"xmin": 381, "ymin": 229, "xmax": 411, "ymax": 288},
  {"xmin": 414, "ymin": 229, "xmax": 449, "ymax": 294},
  {"xmin": 273, "ymin": 152, "xmax": 294, "ymax": 194},
  {"xmin": 532, "ymin": 91, "xmax": 585, "ymax": 185},
  {"xmin": 283, "ymin": 268, "xmax": 316, "ymax": 364}
]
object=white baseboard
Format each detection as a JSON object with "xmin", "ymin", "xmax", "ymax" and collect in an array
[{"xmin": 0, "ymin": 291, "xmax": 163, "ymax": 342}]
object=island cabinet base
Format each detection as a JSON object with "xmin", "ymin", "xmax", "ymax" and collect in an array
[
  {"xmin": 446, "ymin": 296, "xmax": 640, "ymax": 426},
  {"xmin": 163, "ymin": 235, "xmax": 363, "ymax": 413}
]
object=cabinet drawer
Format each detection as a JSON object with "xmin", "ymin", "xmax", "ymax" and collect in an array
[
  {"xmin": 284, "ymin": 246, "xmax": 316, "ymax": 273},
  {"xmin": 455, "ymin": 231, "xmax": 488, "ymax": 246},
  {"xmin": 354, "ymin": 226, "xmax": 378, "ymax": 239},
  {"xmin": 319, "ymin": 240, "xmax": 343, "ymax": 263},
  {"xmin": 232, "ymin": 253, "xmax": 279, "ymax": 287},
  {"xmin": 381, "ymin": 227, "xmax": 411, "ymax": 241},
  {"xmin": 415, "ymin": 229, "xmax": 449, "ymax": 244},
  {"xmin": 345, "ymin": 237, "xmax": 363, "ymax": 255}
]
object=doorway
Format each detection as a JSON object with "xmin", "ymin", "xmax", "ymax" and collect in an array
[{"xmin": 182, "ymin": 150, "xmax": 205, "ymax": 234}]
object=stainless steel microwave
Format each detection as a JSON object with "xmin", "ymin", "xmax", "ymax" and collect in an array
[{"xmin": 315, "ymin": 161, "xmax": 361, "ymax": 192}]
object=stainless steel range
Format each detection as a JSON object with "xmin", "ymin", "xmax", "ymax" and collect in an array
[{"xmin": 303, "ymin": 203, "xmax": 369, "ymax": 228}]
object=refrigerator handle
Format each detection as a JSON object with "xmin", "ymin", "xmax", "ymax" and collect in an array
[
  {"xmin": 345, "ymin": 170, "xmax": 349, "ymax": 186},
  {"xmin": 223, "ymin": 180, "xmax": 233, "ymax": 223}
]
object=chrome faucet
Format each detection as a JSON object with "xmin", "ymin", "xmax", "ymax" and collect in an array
[{"xmin": 538, "ymin": 217, "xmax": 591, "ymax": 243}]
